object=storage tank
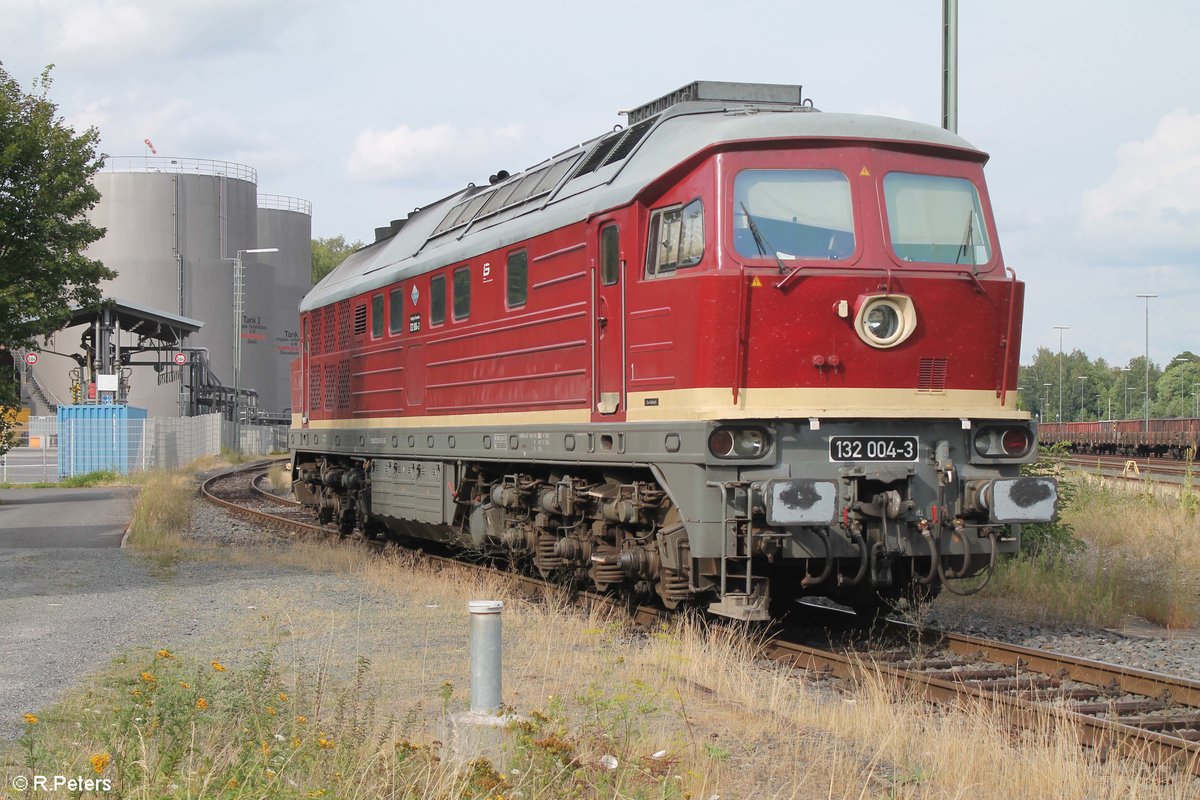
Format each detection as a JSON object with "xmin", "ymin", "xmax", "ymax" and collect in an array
[
  {"xmin": 34, "ymin": 157, "xmax": 261, "ymax": 417},
  {"xmin": 251, "ymin": 195, "xmax": 313, "ymax": 415}
]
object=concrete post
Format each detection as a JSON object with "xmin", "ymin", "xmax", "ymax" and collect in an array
[{"xmin": 468, "ymin": 600, "xmax": 503, "ymax": 714}]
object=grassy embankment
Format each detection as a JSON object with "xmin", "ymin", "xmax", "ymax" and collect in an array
[{"xmin": 949, "ymin": 453, "xmax": 1199, "ymax": 629}]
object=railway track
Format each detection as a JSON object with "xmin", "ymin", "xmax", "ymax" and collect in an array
[
  {"xmin": 201, "ymin": 462, "xmax": 1200, "ymax": 778},
  {"xmin": 1066, "ymin": 454, "xmax": 1196, "ymax": 485}
]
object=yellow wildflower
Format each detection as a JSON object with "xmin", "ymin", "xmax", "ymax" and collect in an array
[
  {"xmin": 23, "ymin": 713, "xmax": 38, "ymax": 725},
  {"xmin": 266, "ymin": 705, "xmax": 277, "ymax": 716},
  {"xmin": 296, "ymin": 714, "xmax": 307, "ymax": 725},
  {"xmin": 195, "ymin": 697, "xmax": 209, "ymax": 710},
  {"xmin": 211, "ymin": 660, "xmax": 226, "ymax": 672},
  {"xmin": 317, "ymin": 737, "xmax": 336, "ymax": 750},
  {"xmin": 130, "ymin": 688, "xmax": 141, "ymax": 697},
  {"xmin": 291, "ymin": 736, "xmax": 302, "ymax": 749},
  {"xmin": 90, "ymin": 753, "xmax": 111, "ymax": 774},
  {"xmin": 278, "ymin": 691, "xmax": 288, "ymax": 702},
  {"xmin": 140, "ymin": 672, "xmax": 156, "ymax": 683},
  {"xmin": 266, "ymin": 769, "xmax": 276, "ymax": 779},
  {"xmin": 178, "ymin": 681, "xmax": 191, "ymax": 689},
  {"xmin": 156, "ymin": 649, "xmax": 174, "ymax": 659},
  {"xmin": 227, "ymin": 778, "xmax": 238, "ymax": 789},
  {"xmin": 260, "ymin": 740, "xmax": 271, "ymax": 756}
]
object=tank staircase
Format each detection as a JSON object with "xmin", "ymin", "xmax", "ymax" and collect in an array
[{"xmin": 20, "ymin": 356, "xmax": 61, "ymax": 416}]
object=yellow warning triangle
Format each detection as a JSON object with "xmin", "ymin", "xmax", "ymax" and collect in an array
[
  {"xmin": 859, "ymin": 166, "xmax": 871, "ymax": 176},
  {"xmin": 750, "ymin": 276, "xmax": 763, "ymax": 287}
]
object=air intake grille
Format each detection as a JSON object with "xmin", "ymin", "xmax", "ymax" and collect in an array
[
  {"xmin": 322, "ymin": 307, "xmax": 335, "ymax": 353},
  {"xmin": 602, "ymin": 117, "xmax": 656, "ymax": 167},
  {"xmin": 336, "ymin": 361, "xmax": 351, "ymax": 408},
  {"xmin": 917, "ymin": 358, "xmax": 948, "ymax": 393},
  {"xmin": 572, "ymin": 132, "xmax": 623, "ymax": 178},
  {"xmin": 353, "ymin": 304, "xmax": 367, "ymax": 336},
  {"xmin": 336, "ymin": 301, "xmax": 351, "ymax": 349},
  {"xmin": 308, "ymin": 367, "xmax": 321, "ymax": 411},
  {"xmin": 323, "ymin": 364, "xmax": 337, "ymax": 410}
]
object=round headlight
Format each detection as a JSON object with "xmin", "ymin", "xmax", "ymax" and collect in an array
[
  {"xmin": 865, "ymin": 304, "xmax": 900, "ymax": 340},
  {"xmin": 1001, "ymin": 428, "xmax": 1031, "ymax": 456},
  {"xmin": 734, "ymin": 429, "xmax": 767, "ymax": 457},
  {"xmin": 709, "ymin": 429, "xmax": 736, "ymax": 458},
  {"xmin": 709, "ymin": 427, "xmax": 771, "ymax": 459}
]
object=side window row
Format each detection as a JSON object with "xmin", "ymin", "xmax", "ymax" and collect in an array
[{"xmin": 368, "ymin": 249, "xmax": 530, "ymax": 336}]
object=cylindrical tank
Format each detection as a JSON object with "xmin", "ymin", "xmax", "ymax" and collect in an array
[
  {"xmin": 252, "ymin": 195, "xmax": 313, "ymax": 414},
  {"xmin": 34, "ymin": 157, "xmax": 264, "ymax": 418}
]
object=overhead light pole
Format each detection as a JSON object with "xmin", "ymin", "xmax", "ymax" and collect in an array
[
  {"xmin": 222, "ymin": 247, "xmax": 278, "ymax": 453},
  {"xmin": 1120, "ymin": 367, "xmax": 1131, "ymax": 418},
  {"xmin": 1053, "ymin": 325, "xmax": 1069, "ymax": 422},
  {"xmin": 1136, "ymin": 294, "xmax": 1156, "ymax": 432},
  {"xmin": 1042, "ymin": 382, "xmax": 1052, "ymax": 423}
]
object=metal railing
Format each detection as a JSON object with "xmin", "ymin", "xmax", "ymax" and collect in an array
[
  {"xmin": 102, "ymin": 156, "xmax": 257, "ymax": 183},
  {"xmin": 258, "ymin": 194, "xmax": 313, "ymax": 215}
]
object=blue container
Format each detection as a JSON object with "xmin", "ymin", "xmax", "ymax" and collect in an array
[{"xmin": 57, "ymin": 405, "xmax": 149, "ymax": 476}]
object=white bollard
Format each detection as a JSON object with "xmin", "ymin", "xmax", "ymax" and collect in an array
[{"xmin": 468, "ymin": 600, "xmax": 503, "ymax": 714}]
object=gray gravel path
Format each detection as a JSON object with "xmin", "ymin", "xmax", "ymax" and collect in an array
[{"xmin": 0, "ymin": 478, "xmax": 397, "ymax": 741}]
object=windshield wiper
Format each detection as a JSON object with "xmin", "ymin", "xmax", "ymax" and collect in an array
[
  {"xmin": 956, "ymin": 210, "xmax": 975, "ymax": 269},
  {"xmin": 740, "ymin": 202, "xmax": 787, "ymax": 275}
]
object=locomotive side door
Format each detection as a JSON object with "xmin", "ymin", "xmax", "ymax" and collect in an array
[{"xmin": 592, "ymin": 220, "xmax": 625, "ymax": 419}]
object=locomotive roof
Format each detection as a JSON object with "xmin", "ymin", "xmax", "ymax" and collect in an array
[{"xmin": 302, "ymin": 102, "xmax": 984, "ymax": 313}]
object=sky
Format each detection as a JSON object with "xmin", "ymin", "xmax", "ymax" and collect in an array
[{"xmin": 4, "ymin": 0, "xmax": 1199, "ymax": 368}]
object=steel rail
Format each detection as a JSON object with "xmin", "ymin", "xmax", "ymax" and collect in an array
[{"xmin": 201, "ymin": 462, "xmax": 1200, "ymax": 777}]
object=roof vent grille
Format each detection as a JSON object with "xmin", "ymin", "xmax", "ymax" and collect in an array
[{"xmin": 626, "ymin": 80, "xmax": 806, "ymax": 124}]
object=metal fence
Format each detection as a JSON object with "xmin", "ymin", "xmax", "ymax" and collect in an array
[{"xmin": 1, "ymin": 413, "xmax": 289, "ymax": 483}]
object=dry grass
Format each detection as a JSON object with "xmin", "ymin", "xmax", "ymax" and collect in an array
[
  {"xmin": 123, "ymin": 470, "xmax": 191, "ymax": 553},
  {"xmin": 268, "ymin": 461, "xmax": 291, "ymax": 493},
  {"xmin": 949, "ymin": 468, "xmax": 1200, "ymax": 630},
  {"xmin": 219, "ymin": 541, "xmax": 1198, "ymax": 797}
]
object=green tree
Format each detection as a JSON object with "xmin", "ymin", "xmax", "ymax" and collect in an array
[
  {"xmin": 0, "ymin": 64, "xmax": 111, "ymax": 454},
  {"xmin": 311, "ymin": 235, "xmax": 363, "ymax": 284},
  {"xmin": 1154, "ymin": 351, "xmax": 1200, "ymax": 418}
]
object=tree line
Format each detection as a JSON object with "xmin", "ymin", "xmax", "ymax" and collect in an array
[{"xmin": 1019, "ymin": 347, "xmax": 1200, "ymax": 422}]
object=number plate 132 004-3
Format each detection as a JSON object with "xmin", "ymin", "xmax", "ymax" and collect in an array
[{"xmin": 829, "ymin": 436, "xmax": 919, "ymax": 463}]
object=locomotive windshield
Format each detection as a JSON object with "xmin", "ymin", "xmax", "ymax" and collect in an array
[
  {"xmin": 883, "ymin": 173, "xmax": 992, "ymax": 266},
  {"xmin": 733, "ymin": 170, "xmax": 854, "ymax": 261}
]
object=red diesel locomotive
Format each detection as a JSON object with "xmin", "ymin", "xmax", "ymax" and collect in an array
[{"xmin": 288, "ymin": 82, "xmax": 1058, "ymax": 620}]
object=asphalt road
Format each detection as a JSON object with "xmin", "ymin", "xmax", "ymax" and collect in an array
[{"xmin": 0, "ymin": 488, "xmax": 133, "ymax": 548}]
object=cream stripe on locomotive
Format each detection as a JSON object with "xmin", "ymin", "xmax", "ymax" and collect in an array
[
  {"xmin": 298, "ymin": 386, "xmax": 1026, "ymax": 429},
  {"xmin": 625, "ymin": 387, "xmax": 1027, "ymax": 422}
]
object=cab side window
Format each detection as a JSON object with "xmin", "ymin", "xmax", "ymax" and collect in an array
[{"xmin": 646, "ymin": 199, "xmax": 704, "ymax": 276}]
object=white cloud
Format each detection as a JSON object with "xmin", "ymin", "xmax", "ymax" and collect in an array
[
  {"xmin": 4, "ymin": 0, "xmax": 312, "ymax": 65},
  {"xmin": 347, "ymin": 123, "xmax": 526, "ymax": 183},
  {"xmin": 1080, "ymin": 108, "xmax": 1200, "ymax": 261}
]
